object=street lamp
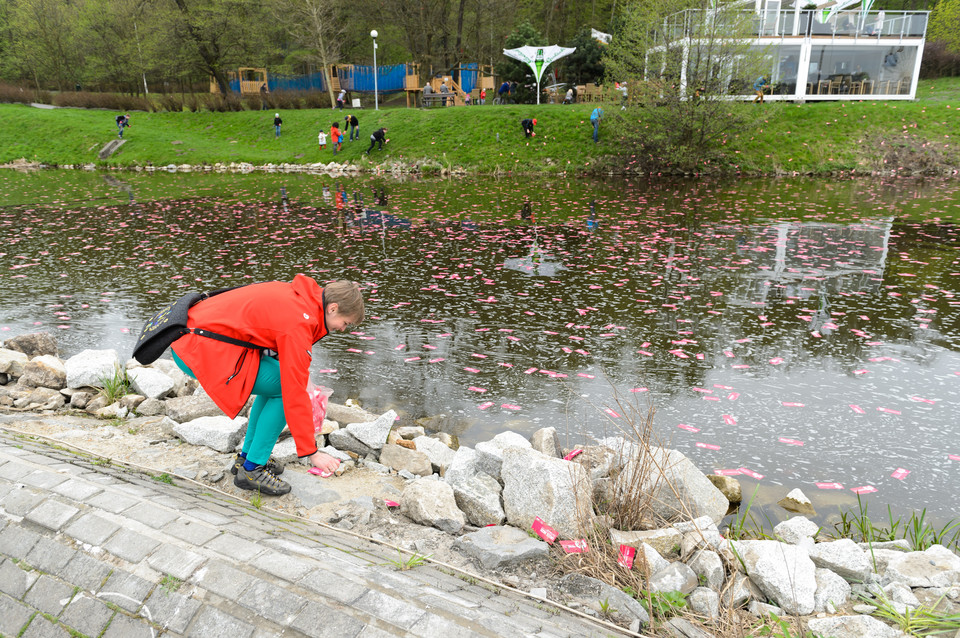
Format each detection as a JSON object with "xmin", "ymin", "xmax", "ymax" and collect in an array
[{"xmin": 371, "ymin": 29, "xmax": 379, "ymax": 111}]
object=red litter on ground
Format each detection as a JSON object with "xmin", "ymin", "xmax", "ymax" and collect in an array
[
  {"xmin": 384, "ymin": 500, "xmax": 400, "ymax": 508},
  {"xmin": 617, "ymin": 545, "xmax": 636, "ymax": 569},
  {"xmin": 560, "ymin": 539, "xmax": 589, "ymax": 554},
  {"xmin": 531, "ymin": 517, "xmax": 558, "ymax": 544},
  {"xmin": 563, "ymin": 449, "xmax": 583, "ymax": 461}
]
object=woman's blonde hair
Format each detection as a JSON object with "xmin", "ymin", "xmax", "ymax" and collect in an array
[{"xmin": 324, "ymin": 280, "xmax": 365, "ymax": 323}]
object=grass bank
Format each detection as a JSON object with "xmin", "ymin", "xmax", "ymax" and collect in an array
[{"xmin": 1, "ymin": 77, "xmax": 958, "ymax": 176}]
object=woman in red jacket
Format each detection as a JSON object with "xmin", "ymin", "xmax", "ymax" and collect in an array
[{"xmin": 170, "ymin": 277, "xmax": 364, "ymax": 496}]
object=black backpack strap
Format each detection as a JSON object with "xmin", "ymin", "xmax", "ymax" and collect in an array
[{"xmin": 189, "ymin": 328, "xmax": 262, "ymax": 351}]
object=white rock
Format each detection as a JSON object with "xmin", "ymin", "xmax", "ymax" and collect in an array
[
  {"xmin": 412, "ymin": 436, "xmax": 456, "ymax": 474},
  {"xmin": 735, "ymin": 540, "xmax": 818, "ymax": 614},
  {"xmin": 400, "ymin": 478, "xmax": 465, "ymax": 534},
  {"xmin": 610, "ymin": 528, "xmax": 682, "ymax": 558},
  {"xmin": 688, "ymin": 550, "xmax": 725, "ymax": 591},
  {"xmin": 648, "ymin": 563, "xmax": 699, "ymax": 595},
  {"xmin": 808, "ymin": 539, "xmax": 872, "ymax": 581},
  {"xmin": 529, "ymin": 426, "xmax": 562, "ymax": 458},
  {"xmin": 174, "ymin": 415, "xmax": 248, "ymax": 453},
  {"xmin": 814, "ymin": 567, "xmax": 852, "ymax": 613},
  {"xmin": 778, "ymin": 488, "xmax": 816, "ymax": 515},
  {"xmin": 688, "ymin": 587, "xmax": 720, "ymax": 619},
  {"xmin": 65, "ymin": 349, "xmax": 120, "ymax": 389},
  {"xmin": 345, "ymin": 410, "xmax": 396, "ymax": 450},
  {"xmin": 380, "ymin": 444, "xmax": 432, "ymax": 476},
  {"xmin": 807, "ymin": 615, "xmax": 906, "ymax": 638},
  {"xmin": 0, "ymin": 349, "xmax": 29, "ymax": 377},
  {"xmin": 450, "ymin": 471, "xmax": 504, "ymax": 527},
  {"xmin": 128, "ymin": 367, "xmax": 175, "ymax": 399},
  {"xmin": 270, "ymin": 438, "xmax": 299, "ymax": 465},
  {"xmin": 774, "ymin": 516, "xmax": 820, "ymax": 544},
  {"xmin": 883, "ymin": 545, "xmax": 960, "ymax": 588},
  {"xmin": 618, "ymin": 447, "xmax": 728, "ymax": 523},
  {"xmin": 883, "ymin": 582, "xmax": 920, "ymax": 610},
  {"xmin": 20, "ymin": 355, "xmax": 67, "ymax": 389},
  {"xmin": 475, "ymin": 431, "xmax": 531, "ymax": 480},
  {"xmin": 501, "ymin": 446, "xmax": 592, "ymax": 538},
  {"xmin": 639, "ymin": 543, "xmax": 671, "ymax": 575},
  {"xmin": 454, "ymin": 525, "xmax": 548, "ymax": 569}
]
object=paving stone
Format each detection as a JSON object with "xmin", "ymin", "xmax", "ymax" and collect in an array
[
  {"xmin": 0, "ymin": 524, "xmax": 42, "ymax": 559},
  {"xmin": 99, "ymin": 569, "xmax": 153, "ymax": 612},
  {"xmin": 0, "ymin": 460, "xmax": 34, "ymax": 481},
  {"xmin": 297, "ymin": 569, "xmax": 369, "ymax": 604},
  {"xmin": 85, "ymin": 490, "xmax": 139, "ymax": 513},
  {"xmin": 291, "ymin": 600, "xmax": 365, "ymax": 637},
  {"xmin": 64, "ymin": 512, "xmax": 121, "ymax": 546},
  {"xmin": 143, "ymin": 588, "xmax": 202, "ymax": 634},
  {"xmin": 23, "ymin": 574, "xmax": 76, "ymax": 615},
  {"xmin": 112, "ymin": 483, "xmax": 159, "ymax": 499},
  {"xmin": 182, "ymin": 507, "xmax": 234, "ymax": 526},
  {"xmin": 1, "ymin": 557, "xmax": 40, "ymax": 598},
  {"xmin": 60, "ymin": 553, "xmax": 114, "ymax": 591},
  {"xmin": 20, "ymin": 614, "xmax": 70, "ymax": 638},
  {"xmin": 20, "ymin": 470, "xmax": 69, "ymax": 490},
  {"xmin": 101, "ymin": 610, "xmax": 156, "ymax": 638},
  {"xmin": 0, "ymin": 485, "xmax": 46, "ymax": 516},
  {"xmin": 146, "ymin": 544, "xmax": 207, "ymax": 580},
  {"xmin": 353, "ymin": 589, "xmax": 426, "ymax": 630},
  {"xmin": 410, "ymin": 612, "xmax": 485, "ymax": 638},
  {"xmin": 58, "ymin": 592, "xmax": 115, "ymax": 638},
  {"xmin": 24, "ymin": 499, "xmax": 80, "ymax": 531},
  {"xmin": 250, "ymin": 550, "xmax": 314, "ymax": 582},
  {"xmin": 51, "ymin": 478, "xmax": 102, "ymax": 501},
  {"xmin": 124, "ymin": 502, "xmax": 180, "ymax": 528},
  {"xmin": 103, "ymin": 528, "xmax": 161, "ymax": 563},
  {"xmin": 203, "ymin": 532, "xmax": 264, "ymax": 562},
  {"xmin": 162, "ymin": 518, "xmax": 220, "ymax": 545},
  {"xmin": 186, "ymin": 606, "xmax": 255, "ymax": 638},
  {"xmin": 0, "ymin": 593, "xmax": 34, "ymax": 635},
  {"xmin": 192, "ymin": 560, "xmax": 255, "ymax": 599},
  {"xmin": 236, "ymin": 578, "xmax": 308, "ymax": 625}
]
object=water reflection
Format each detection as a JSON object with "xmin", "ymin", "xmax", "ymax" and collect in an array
[{"xmin": 0, "ymin": 172, "xmax": 958, "ymax": 520}]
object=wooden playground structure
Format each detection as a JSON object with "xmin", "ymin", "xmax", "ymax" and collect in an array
[{"xmin": 210, "ymin": 67, "xmax": 268, "ymax": 94}]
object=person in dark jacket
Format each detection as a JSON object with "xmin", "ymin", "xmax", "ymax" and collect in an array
[
  {"xmin": 366, "ymin": 127, "xmax": 388, "ymax": 154},
  {"xmin": 521, "ymin": 118, "xmax": 537, "ymax": 138},
  {"xmin": 115, "ymin": 114, "xmax": 130, "ymax": 138},
  {"xmin": 345, "ymin": 113, "xmax": 360, "ymax": 141},
  {"xmin": 273, "ymin": 113, "xmax": 283, "ymax": 138},
  {"xmin": 169, "ymin": 277, "xmax": 365, "ymax": 495}
]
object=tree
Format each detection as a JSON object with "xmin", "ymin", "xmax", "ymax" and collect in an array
[
  {"xmin": 603, "ymin": 0, "xmax": 769, "ymax": 172},
  {"xmin": 5, "ymin": 0, "xmax": 82, "ymax": 91},
  {"xmin": 560, "ymin": 26, "xmax": 605, "ymax": 84},
  {"xmin": 273, "ymin": 0, "xmax": 345, "ymax": 107},
  {"xmin": 166, "ymin": 0, "xmax": 274, "ymax": 94},
  {"xmin": 928, "ymin": 0, "xmax": 960, "ymax": 54}
]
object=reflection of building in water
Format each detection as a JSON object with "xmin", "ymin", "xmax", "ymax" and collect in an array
[
  {"xmin": 503, "ymin": 241, "xmax": 566, "ymax": 277},
  {"xmin": 725, "ymin": 218, "xmax": 892, "ymax": 306}
]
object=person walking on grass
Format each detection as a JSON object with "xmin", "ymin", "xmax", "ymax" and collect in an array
[
  {"xmin": 366, "ymin": 127, "xmax": 388, "ymax": 154},
  {"xmin": 521, "ymin": 118, "xmax": 537, "ymax": 138},
  {"xmin": 337, "ymin": 89, "xmax": 346, "ymax": 110},
  {"xmin": 318, "ymin": 128, "xmax": 327, "ymax": 151},
  {"xmin": 165, "ymin": 278, "xmax": 364, "ymax": 496},
  {"xmin": 590, "ymin": 107, "xmax": 603, "ymax": 144},
  {"xmin": 115, "ymin": 114, "xmax": 130, "ymax": 138},
  {"xmin": 753, "ymin": 76, "xmax": 769, "ymax": 104},
  {"xmin": 330, "ymin": 122, "xmax": 342, "ymax": 156},
  {"xmin": 345, "ymin": 114, "xmax": 359, "ymax": 141},
  {"xmin": 274, "ymin": 113, "xmax": 282, "ymax": 138}
]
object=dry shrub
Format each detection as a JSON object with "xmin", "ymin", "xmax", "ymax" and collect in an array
[
  {"xmin": 302, "ymin": 90, "xmax": 330, "ymax": 109},
  {"xmin": 185, "ymin": 93, "xmax": 201, "ymax": 113},
  {"xmin": 265, "ymin": 90, "xmax": 302, "ymax": 110},
  {"xmin": 243, "ymin": 94, "xmax": 262, "ymax": 111},
  {"xmin": 0, "ymin": 83, "xmax": 47, "ymax": 104},
  {"xmin": 920, "ymin": 41, "xmax": 960, "ymax": 79},
  {"xmin": 202, "ymin": 93, "xmax": 245, "ymax": 112},
  {"xmin": 157, "ymin": 93, "xmax": 183, "ymax": 113},
  {"xmin": 51, "ymin": 91, "xmax": 152, "ymax": 111}
]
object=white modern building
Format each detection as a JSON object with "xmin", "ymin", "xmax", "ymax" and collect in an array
[{"xmin": 649, "ymin": 1, "xmax": 929, "ymax": 101}]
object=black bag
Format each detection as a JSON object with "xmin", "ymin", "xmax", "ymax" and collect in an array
[{"xmin": 132, "ymin": 288, "xmax": 261, "ymax": 365}]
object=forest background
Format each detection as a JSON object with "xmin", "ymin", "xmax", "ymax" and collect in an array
[{"xmin": 2, "ymin": 0, "xmax": 958, "ymax": 102}]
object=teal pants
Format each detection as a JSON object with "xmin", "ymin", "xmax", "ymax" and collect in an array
[{"xmin": 171, "ymin": 351, "xmax": 286, "ymax": 466}]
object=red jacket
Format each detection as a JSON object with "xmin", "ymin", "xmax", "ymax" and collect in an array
[{"xmin": 171, "ymin": 274, "xmax": 329, "ymax": 457}]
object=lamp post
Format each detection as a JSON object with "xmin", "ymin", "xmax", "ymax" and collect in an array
[{"xmin": 371, "ymin": 29, "xmax": 379, "ymax": 110}]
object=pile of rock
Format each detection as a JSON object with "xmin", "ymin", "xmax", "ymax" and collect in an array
[{"xmin": 2, "ymin": 333, "xmax": 958, "ymax": 636}]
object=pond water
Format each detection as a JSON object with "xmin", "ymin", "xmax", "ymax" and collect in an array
[{"xmin": 1, "ymin": 170, "xmax": 958, "ymax": 523}]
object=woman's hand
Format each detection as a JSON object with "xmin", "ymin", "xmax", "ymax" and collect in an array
[{"xmin": 310, "ymin": 451, "xmax": 340, "ymax": 473}]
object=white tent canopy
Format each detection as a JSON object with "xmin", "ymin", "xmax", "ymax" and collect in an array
[{"xmin": 502, "ymin": 45, "xmax": 576, "ymax": 104}]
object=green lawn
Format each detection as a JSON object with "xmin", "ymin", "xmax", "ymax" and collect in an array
[{"xmin": 1, "ymin": 77, "xmax": 957, "ymax": 175}]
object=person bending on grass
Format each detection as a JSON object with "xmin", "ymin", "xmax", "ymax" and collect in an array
[
  {"xmin": 366, "ymin": 127, "xmax": 388, "ymax": 154},
  {"xmin": 169, "ymin": 277, "xmax": 364, "ymax": 496},
  {"xmin": 521, "ymin": 118, "xmax": 537, "ymax": 138}
]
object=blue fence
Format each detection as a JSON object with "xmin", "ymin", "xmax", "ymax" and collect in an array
[
  {"xmin": 228, "ymin": 71, "xmax": 328, "ymax": 94},
  {"xmin": 340, "ymin": 63, "xmax": 408, "ymax": 93},
  {"xmin": 459, "ymin": 63, "xmax": 478, "ymax": 94}
]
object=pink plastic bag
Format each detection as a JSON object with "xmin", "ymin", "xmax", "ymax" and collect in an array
[{"xmin": 307, "ymin": 382, "xmax": 333, "ymax": 433}]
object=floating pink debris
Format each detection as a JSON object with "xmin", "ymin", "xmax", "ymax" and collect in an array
[
  {"xmin": 713, "ymin": 469, "xmax": 742, "ymax": 476},
  {"xmin": 739, "ymin": 468, "xmax": 764, "ymax": 480},
  {"xmin": 851, "ymin": 486, "xmax": 878, "ymax": 494},
  {"xmin": 877, "ymin": 407, "xmax": 901, "ymax": 415},
  {"xmin": 629, "ymin": 387, "xmax": 648, "ymax": 393},
  {"xmin": 477, "ymin": 401, "xmax": 495, "ymax": 410},
  {"xmin": 501, "ymin": 403, "xmax": 521, "ymax": 410},
  {"xmin": 677, "ymin": 424, "xmax": 700, "ymax": 433},
  {"xmin": 463, "ymin": 367, "xmax": 480, "ymax": 373},
  {"xmin": 781, "ymin": 402, "xmax": 805, "ymax": 407},
  {"xmin": 696, "ymin": 442, "xmax": 720, "ymax": 450},
  {"xmin": 778, "ymin": 438, "xmax": 805, "ymax": 446},
  {"xmin": 849, "ymin": 405, "xmax": 866, "ymax": 414},
  {"xmin": 891, "ymin": 468, "xmax": 910, "ymax": 480},
  {"xmin": 816, "ymin": 482, "xmax": 844, "ymax": 489},
  {"xmin": 910, "ymin": 396, "xmax": 936, "ymax": 404},
  {"xmin": 722, "ymin": 414, "xmax": 737, "ymax": 425},
  {"xmin": 604, "ymin": 408, "xmax": 621, "ymax": 418}
]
